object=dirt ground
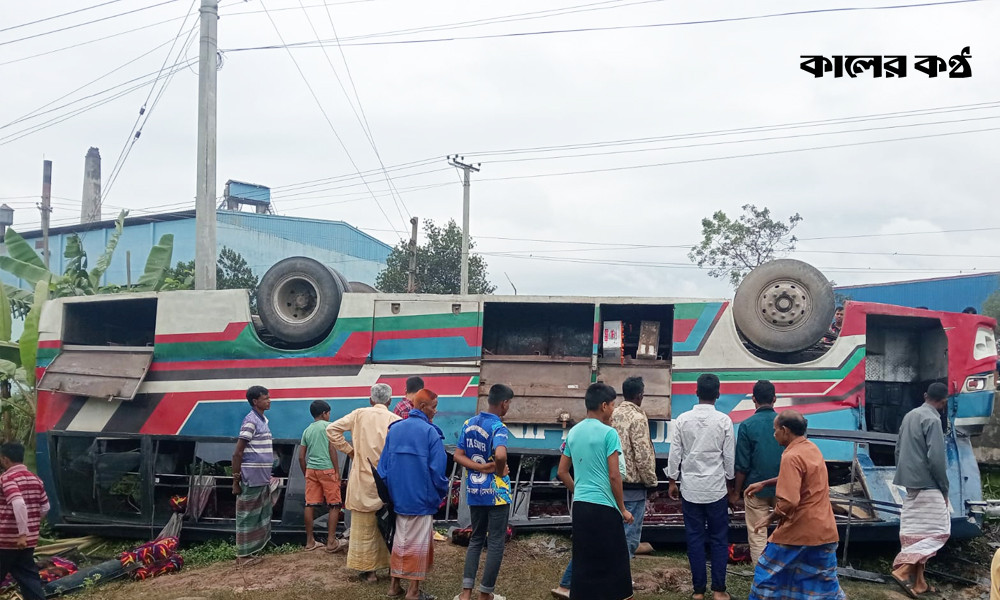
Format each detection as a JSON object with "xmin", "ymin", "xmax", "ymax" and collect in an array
[{"xmin": 73, "ymin": 534, "xmax": 936, "ymax": 600}]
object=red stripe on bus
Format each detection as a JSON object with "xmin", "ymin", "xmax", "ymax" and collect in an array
[
  {"xmin": 672, "ymin": 319, "xmax": 697, "ymax": 342},
  {"xmin": 149, "ymin": 333, "xmax": 374, "ymax": 371},
  {"xmin": 141, "ymin": 376, "xmax": 476, "ymax": 434},
  {"xmin": 38, "ymin": 340, "xmax": 62, "ymax": 349},
  {"xmin": 154, "ymin": 321, "xmax": 248, "ymax": 344},
  {"xmin": 35, "ymin": 391, "xmax": 74, "ymax": 433},
  {"xmin": 672, "ymin": 381, "xmax": 836, "ymax": 395}
]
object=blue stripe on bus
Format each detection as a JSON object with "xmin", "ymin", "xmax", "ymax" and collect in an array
[
  {"xmin": 179, "ymin": 395, "xmax": 478, "ymax": 441},
  {"xmin": 954, "ymin": 390, "xmax": 994, "ymax": 418},
  {"xmin": 372, "ymin": 337, "xmax": 480, "ymax": 362},
  {"xmin": 672, "ymin": 302, "xmax": 724, "ymax": 353}
]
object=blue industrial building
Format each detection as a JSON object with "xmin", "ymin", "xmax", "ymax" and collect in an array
[
  {"xmin": 1, "ymin": 208, "xmax": 392, "ymax": 291},
  {"xmin": 835, "ymin": 272, "xmax": 1000, "ymax": 313}
]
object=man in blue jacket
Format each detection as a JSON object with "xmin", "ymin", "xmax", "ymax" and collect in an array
[{"xmin": 378, "ymin": 389, "xmax": 449, "ymax": 600}]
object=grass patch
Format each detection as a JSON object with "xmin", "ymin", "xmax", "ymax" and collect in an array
[{"xmin": 180, "ymin": 539, "xmax": 301, "ymax": 568}]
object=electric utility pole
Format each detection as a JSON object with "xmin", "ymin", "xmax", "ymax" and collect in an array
[
  {"xmin": 40, "ymin": 160, "xmax": 53, "ymax": 269},
  {"xmin": 447, "ymin": 155, "xmax": 480, "ymax": 295},
  {"xmin": 407, "ymin": 216, "xmax": 418, "ymax": 293},
  {"xmin": 194, "ymin": 0, "xmax": 218, "ymax": 290}
]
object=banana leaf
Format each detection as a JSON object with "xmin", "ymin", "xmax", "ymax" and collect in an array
[
  {"xmin": 19, "ymin": 280, "xmax": 47, "ymax": 388},
  {"xmin": 89, "ymin": 209, "xmax": 127, "ymax": 290},
  {"xmin": 3, "ymin": 228, "xmax": 45, "ymax": 270},
  {"xmin": 3, "ymin": 285, "xmax": 33, "ymax": 320},
  {"xmin": 0, "ymin": 283, "xmax": 10, "ymax": 342},
  {"xmin": 0, "ymin": 342, "xmax": 19, "ymax": 367},
  {"xmin": 0, "ymin": 255, "xmax": 52, "ymax": 289},
  {"xmin": 62, "ymin": 234, "xmax": 90, "ymax": 293},
  {"xmin": 134, "ymin": 234, "xmax": 174, "ymax": 292}
]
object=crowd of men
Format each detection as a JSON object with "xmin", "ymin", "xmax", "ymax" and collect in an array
[
  {"xmin": 220, "ymin": 370, "xmax": 959, "ymax": 600},
  {"xmin": 0, "ymin": 328, "xmax": 964, "ymax": 600},
  {"xmin": 0, "ymin": 370, "xmax": 960, "ymax": 600}
]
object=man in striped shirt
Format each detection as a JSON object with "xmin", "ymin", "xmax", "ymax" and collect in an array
[
  {"xmin": 232, "ymin": 386, "xmax": 274, "ymax": 565},
  {"xmin": 0, "ymin": 442, "xmax": 49, "ymax": 600}
]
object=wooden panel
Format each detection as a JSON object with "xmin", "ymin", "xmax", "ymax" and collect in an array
[
  {"xmin": 38, "ymin": 347, "xmax": 153, "ymax": 401},
  {"xmin": 478, "ymin": 359, "xmax": 591, "ymax": 424},
  {"xmin": 596, "ymin": 362, "xmax": 671, "ymax": 420}
]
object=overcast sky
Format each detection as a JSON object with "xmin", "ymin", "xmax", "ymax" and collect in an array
[{"xmin": 2, "ymin": 0, "xmax": 998, "ymax": 298}]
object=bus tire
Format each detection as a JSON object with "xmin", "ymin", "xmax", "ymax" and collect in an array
[
  {"xmin": 733, "ymin": 259, "xmax": 835, "ymax": 354},
  {"xmin": 257, "ymin": 257, "xmax": 345, "ymax": 346},
  {"xmin": 348, "ymin": 281, "xmax": 379, "ymax": 293},
  {"xmin": 331, "ymin": 268, "xmax": 352, "ymax": 294}
]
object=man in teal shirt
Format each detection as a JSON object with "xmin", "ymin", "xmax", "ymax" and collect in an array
[
  {"xmin": 731, "ymin": 380, "xmax": 783, "ymax": 565},
  {"xmin": 557, "ymin": 383, "xmax": 634, "ymax": 600},
  {"xmin": 299, "ymin": 400, "xmax": 343, "ymax": 552}
]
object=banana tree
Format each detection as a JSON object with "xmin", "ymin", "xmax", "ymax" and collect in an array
[{"xmin": 0, "ymin": 209, "xmax": 175, "ymax": 298}]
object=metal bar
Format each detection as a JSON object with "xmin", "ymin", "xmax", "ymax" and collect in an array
[
  {"xmin": 445, "ymin": 461, "xmax": 457, "ymax": 522},
  {"xmin": 809, "ymin": 428, "xmax": 898, "ymax": 445},
  {"xmin": 841, "ymin": 440, "xmax": 859, "ymax": 566}
]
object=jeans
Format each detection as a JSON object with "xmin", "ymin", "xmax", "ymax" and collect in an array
[
  {"xmin": 560, "ymin": 560, "xmax": 572, "ymax": 588},
  {"xmin": 682, "ymin": 496, "xmax": 729, "ymax": 594},
  {"xmin": 624, "ymin": 497, "xmax": 646, "ymax": 559},
  {"xmin": 0, "ymin": 548, "xmax": 45, "ymax": 600},
  {"xmin": 462, "ymin": 505, "xmax": 509, "ymax": 593}
]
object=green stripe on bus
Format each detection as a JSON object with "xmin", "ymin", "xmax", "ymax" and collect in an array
[
  {"xmin": 674, "ymin": 303, "xmax": 712, "ymax": 320},
  {"xmin": 672, "ymin": 347, "xmax": 864, "ymax": 382},
  {"xmin": 373, "ymin": 312, "xmax": 481, "ymax": 331}
]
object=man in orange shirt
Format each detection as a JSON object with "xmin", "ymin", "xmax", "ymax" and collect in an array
[{"xmin": 745, "ymin": 410, "xmax": 845, "ymax": 600}]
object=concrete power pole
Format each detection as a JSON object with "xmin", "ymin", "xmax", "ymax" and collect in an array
[
  {"xmin": 40, "ymin": 160, "xmax": 52, "ymax": 269},
  {"xmin": 447, "ymin": 155, "xmax": 480, "ymax": 295},
  {"xmin": 194, "ymin": 0, "xmax": 219, "ymax": 290},
  {"xmin": 406, "ymin": 216, "xmax": 418, "ymax": 293}
]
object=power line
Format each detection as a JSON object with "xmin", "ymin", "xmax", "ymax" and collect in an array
[
  {"xmin": 329, "ymin": 0, "xmax": 667, "ymax": 43},
  {"xmin": 103, "ymin": 4, "xmax": 200, "ymax": 204},
  {"xmin": 0, "ymin": 2, "xmax": 244, "ymax": 66},
  {"xmin": 0, "ymin": 60, "xmax": 195, "ymax": 145},
  {"xmin": 0, "ymin": 0, "xmax": 132, "ymax": 33},
  {"xmin": 265, "ymin": 157, "xmax": 441, "ymax": 194},
  {"xmin": 480, "ymin": 252, "xmax": 994, "ymax": 274},
  {"xmin": 320, "ymin": 0, "xmax": 412, "ymax": 219},
  {"xmin": 297, "ymin": 0, "xmax": 409, "ymax": 225},
  {"xmin": 357, "ymin": 226, "xmax": 1000, "ymax": 246},
  {"xmin": 472, "ymin": 114, "xmax": 1000, "ymax": 165},
  {"xmin": 258, "ymin": 0, "xmax": 407, "ymax": 237},
  {"xmin": 224, "ymin": 0, "xmax": 987, "ymax": 52},
  {"xmin": 2, "ymin": 37, "xmax": 184, "ymax": 130},
  {"xmin": 463, "ymin": 101, "xmax": 1000, "ymax": 158},
  {"xmin": 474, "ymin": 126, "xmax": 1000, "ymax": 182},
  {"xmin": 0, "ymin": 0, "xmax": 181, "ymax": 47}
]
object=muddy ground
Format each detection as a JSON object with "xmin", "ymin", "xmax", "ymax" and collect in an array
[{"xmin": 70, "ymin": 532, "xmax": 961, "ymax": 600}]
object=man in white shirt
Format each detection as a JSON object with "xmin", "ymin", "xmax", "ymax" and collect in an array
[{"xmin": 667, "ymin": 373, "xmax": 735, "ymax": 600}]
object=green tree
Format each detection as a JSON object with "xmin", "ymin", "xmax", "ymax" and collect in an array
[
  {"xmin": 160, "ymin": 248, "xmax": 259, "ymax": 309},
  {"xmin": 688, "ymin": 204, "xmax": 803, "ymax": 288},
  {"xmin": 218, "ymin": 247, "xmax": 260, "ymax": 310},
  {"xmin": 376, "ymin": 219, "xmax": 496, "ymax": 294},
  {"xmin": 982, "ymin": 289, "xmax": 1000, "ymax": 334}
]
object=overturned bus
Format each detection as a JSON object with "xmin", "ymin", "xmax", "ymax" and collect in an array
[{"xmin": 32, "ymin": 257, "xmax": 997, "ymax": 541}]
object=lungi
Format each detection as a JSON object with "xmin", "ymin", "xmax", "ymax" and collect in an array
[
  {"xmin": 570, "ymin": 501, "xmax": 632, "ymax": 600},
  {"xmin": 390, "ymin": 515, "xmax": 434, "ymax": 581},
  {"xmin": 236, "ymin": 485, "xmax": 272, "ymax": 557},
  {"xmin": 347, "ymin": 510, "xmax": 390, "ymax": 572},
  {"xmin": 749, "ymin": 542, "xmax": 845, "ymax": 600},
  {"xmin": 894, "ymin": 488, "xmax": 951, "ymax": 568}
]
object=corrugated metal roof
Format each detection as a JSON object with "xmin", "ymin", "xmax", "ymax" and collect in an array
[
  {"xmin": 835, "ymin": 272, "xmax": 1000, "ymax": 313},
  {"xmin": 217, "ymin": 211, "xmax": 391, "ymax": 262}
]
